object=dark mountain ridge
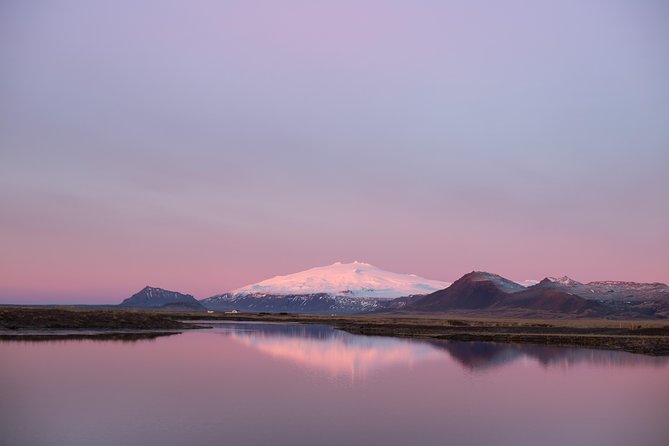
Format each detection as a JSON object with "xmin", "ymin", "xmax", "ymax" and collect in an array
[
  {"xmin": 120, "ymin": 286, "xmax": 206, "ymax": 311},
  {"xmin": 409, "ymin": 271, "xmax": 612, "ymax": 317},
  {"xmin": 413, "ymin": 272, "xmax": 514, "ymax": 310},
  {"xmin": 201, "ymin": 292, "xmax": 388, "ymax": 314}
]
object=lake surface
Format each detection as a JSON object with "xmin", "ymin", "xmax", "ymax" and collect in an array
[{"xmin": 2, "ymin": 322, "xmax": 668, "ymax": 446}]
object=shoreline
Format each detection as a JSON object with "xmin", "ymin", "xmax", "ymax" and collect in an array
[
  {"xmin": 0, "ymin": 331, "xmax": 181, "ymax": 342},
  {"xmin": 2, "ymin": 307, "xmax": 668, "ymax": 355},
  {"xmin": 192, "ymin": 312, "xmax": 669, "ymax": 356}
]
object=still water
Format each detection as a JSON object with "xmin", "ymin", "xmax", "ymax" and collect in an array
[{"xmin": 2, "ymin": 322, "xmax": 668, "ymax": 446}]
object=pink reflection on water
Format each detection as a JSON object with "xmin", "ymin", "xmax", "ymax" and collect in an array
[
  {"xmin": 1, "ymin": 324, "xmax": 668, "ymax": 446},
  {"xmin": 225, "ymin": 328, "xmax": 443, "ymax": 381}
]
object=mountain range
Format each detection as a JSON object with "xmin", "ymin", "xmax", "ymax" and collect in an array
[
  {"xmin": 409, "ymin": 272, "xmax": 610, "ymax": 317},
  {"xmin": 118, "ymin": 262, "xmax": 669, "ymax": 318}
]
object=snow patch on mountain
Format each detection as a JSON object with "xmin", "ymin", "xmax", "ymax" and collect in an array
[
  {"xmin": 230, "ymin": 261, "xmax": 450, "ymax": 299},
  {"xmin": 465, "ymin": 271, "xmax": 527, "ymax": 293},
  {"xmin": 547, "ymin": 276, "xmax": 582, "ymax": 286}
]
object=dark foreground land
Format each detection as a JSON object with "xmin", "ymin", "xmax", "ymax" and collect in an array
[
  {"xmin": 0, "ymin": 307, "xmax": 203, "ymax": 330},
  {"xmin": 1, "ymin": 306, "xmax": 668, "ymax": 355}
]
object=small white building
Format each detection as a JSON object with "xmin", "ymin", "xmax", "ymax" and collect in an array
[{"xmin": 225, "ymin": 309, "xmax": 240, "ymax": 314}]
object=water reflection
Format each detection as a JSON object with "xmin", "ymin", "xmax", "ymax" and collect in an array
[
  {"xmin": 214, "ymin": 322, "xmax": 668, "ymax": 377},
  {"xmin": 3, "ymin": 322, "xmax": 668, "ymax": 446},
  {"xmin": 428, "ymin": 340, "xmax": 669, "ymax": 371},
  {"xmin": 217, "ymin": 322, "xmax": 441, "ymax": 380}
]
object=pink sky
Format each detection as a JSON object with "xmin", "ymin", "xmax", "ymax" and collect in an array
[{"xmin": 1, "ymin": 0, "xmax": 668, "ymax": 303}]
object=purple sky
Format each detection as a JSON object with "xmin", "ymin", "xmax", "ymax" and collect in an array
[{"xmin": 1, "ymin": 0, "xmax": 668, "ymax": 303}]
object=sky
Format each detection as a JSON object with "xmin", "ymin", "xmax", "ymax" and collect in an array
[{"xmin": 1, "ymin": 0, "xmax": 668, "ymax": 303}]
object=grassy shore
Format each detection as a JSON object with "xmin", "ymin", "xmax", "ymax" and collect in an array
[
  {"xmin": 0, "ymin": 332, "xmax": 180, "ymax": 343},
  {"xmin": 1, "ymin": 306, "xmax": 668, "ymax": 355},
  {"xmin": 0, "ymin": 307, "xmax": 203, "ymax": 331}
]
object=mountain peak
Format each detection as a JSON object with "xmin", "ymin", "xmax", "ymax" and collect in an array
[
  {"xmin": 120, "ymin": 286, "xmax": 201, "ymax": 308},
  {"xmin": 458, "ymin": 271, "xmax": 526, "ymax": 293},
  {"xmin": 544, "ymin": 276, "xmax": 582, "ymax": 286},
  {"xmin": 410, "ymin": 271, "xmax": 522, "ymax": 310},
  {"xmin": 229, "ymin": 262, "xmax": 450, "ymax": 299}
]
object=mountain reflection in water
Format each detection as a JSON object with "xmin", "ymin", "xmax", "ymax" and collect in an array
[
  {"xmin": 217, "ymin": 322, "xmax": 441, "ymax": 380},
  {"xmin": 214, "ymin": 322, "xmax": 668, "ymax": 377}
]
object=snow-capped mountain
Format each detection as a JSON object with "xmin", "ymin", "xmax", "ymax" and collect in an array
[
  {"xmin": 532, "ymin": 277, "xmax": 669, "ymax": 301},
  {"xmin": 229, "ymin": 261, "xmax": 450, "ymax": 299},
  {"xmin": 527, "ymin": 277, "xmax": 669, "ymax": 316},
  {"xmin": 546, "ymin": 276, "xmax": 582, "ymax": 287},
  {"xmin": 532, "ymin": 276, "xmax": 591, "ymax": 296},
  {"xmin": 201, "ymin": 261, "xmax": 450, "ymax": 314},
  {"xmin": 585, "ymin": 281, "xmax": 669, "ymax": 301}
]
